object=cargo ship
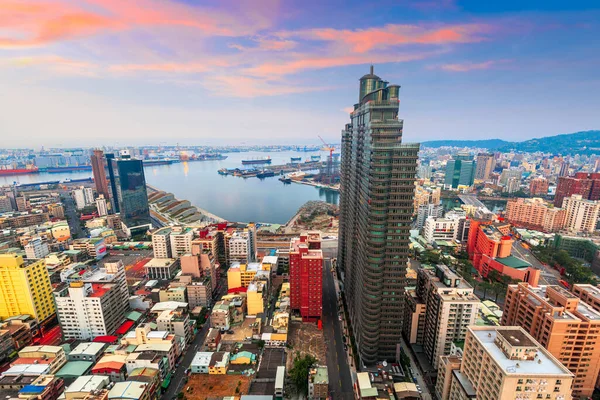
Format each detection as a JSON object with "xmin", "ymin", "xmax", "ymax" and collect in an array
[
  {"xmin": 241, "ymin": 157, "xmax": 271, "ymax": 165},
  {"xmin": 47, "ymin": 165, "xmax": 92, "ymax": 173},
  {"xmin": 0, "ymin": 166, "xmax": 39, "ymax": 175},
  {"xmin": 193, "ymin": 154, "xmax": 228, "ymax": 161},
  {"xmin": 257, "ymin": 170, "xmax": 275, "ymax": 179},
  {"xmin": 143, "ymin": 159, "xmax": 175, "ymax": 166},
  {"xmin": 290, "ymin": 157, "xmax": 302, "ymax": 162}
]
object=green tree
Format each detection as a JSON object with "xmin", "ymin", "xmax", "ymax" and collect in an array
[{"xmin": 289, "ymin": 353, "xmax": 316, "ymax": 395}]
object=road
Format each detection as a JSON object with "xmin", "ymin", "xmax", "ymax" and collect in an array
[
  {"xmin": 399, "ymin": 336, "xmax": 432, "ymax": 400},
  {"xmin": 322, "ymin": 259, "xmax": 354, "ymax": 399},
  {"xmin": 161, "ymin": 283, "xmax": 227, "ymax": 400},
  {"xmin": 59, "ymin": 190, "xmax": 85, "ymax": 238}
]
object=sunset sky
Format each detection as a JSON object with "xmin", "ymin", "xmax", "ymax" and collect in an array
[{"xmin": 1, "ymin": 0, "xmax": 599, "ymax": 147}]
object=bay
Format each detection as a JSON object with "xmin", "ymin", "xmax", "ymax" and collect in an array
[{"xmin": 0, "ymin": 150, "xmax": 339, "ymax": 224}]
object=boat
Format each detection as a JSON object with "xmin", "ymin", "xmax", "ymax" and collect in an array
[
  {"xmin": 286, "ymin": 171, "xmax": 306, "ymax": 181},
  {"xmin": 311, "ymin": 155, "xmax": 321, "ymax": 161},
  {"xmin": 257, "ymin": 170, "xmax": 275, "ymax": 179},
  {"xmin": 218, "ymin": 168, "xmax": 229, "ymax": 175},
  {"xmin": 279, "ymin": 176, "xmax": 292, "ymax": 184},
  {"xmin": 0, "ymin": 166, "xmax": 39, "ymax": 176},
  {"xmin": 241, "ymin": 157, "xmax": 271, "ymax": 165},
  {"xmin": 46, "ymin": 165, "xmax": 92, "ymax": 173},
  {"xmin": 143, "ymin": 159, "xmax": 175, "ymax": 166},
  {"xmin": 190, "ymin": 154, "xmax": 228, "ymax": 161},
  {"xmin": 290, "ymin": 157, "xmax": 302, "ymax": 162},
  {"xmin": 241, "ymin": 168, "xmax": 259, "ymax": 178}
]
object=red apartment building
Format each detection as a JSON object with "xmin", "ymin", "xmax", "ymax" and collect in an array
[
  {"xmin": 289, "ymin": 231, "xmax": 323, "ymax": 322},
  {"xmin": 467, "ymin": 219, "xmax": 540, "ymax": 286},
  {"xmin": 554, "ymin": 172, "xmax": 600, "ymax": 207}
]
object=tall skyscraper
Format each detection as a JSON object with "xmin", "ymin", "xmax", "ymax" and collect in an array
[
  {"xmin": 108, "ymin": 150, "xmax": 151, "ymax": 233},
  {"xmin": 444, "ymin": 152, "xmax": 475, "ymax": 189},
  {"xmin": 338, "ymin": 66, "xmax": 419, "ymax": 364},
  {"xmin": 90, "ymin": 149, "xmax": 110, "ymax": 203},
  {"xmin": 474, "ymin": 153, "xmax": 494, "ymax": 181}
]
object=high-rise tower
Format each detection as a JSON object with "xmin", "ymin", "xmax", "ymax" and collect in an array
[
  {"xmin": 338, "ymin": 66, "xmax": 419, "ymax": 364},
  {"xmin": 90, "ymin": 149, "xmax": 110, "ymax": 203}
]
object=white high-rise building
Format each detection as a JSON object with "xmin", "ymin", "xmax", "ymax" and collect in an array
[
  {"xmin": 563, "ymin": 194, "xmax": 600, "ymax": 233},
  {"xmin": 228, "ymin": 231, "xmax": 251, "ymax": 265},
  {"xmin": 152, "ymin": 227, "xmax": 173, "ymax": 258},
  {"xmin": 422, "ymin": 216, "xmax": 460, "ymax": 244},
  {"xmin": 169, "ymin": 227, "xmax": 194, "ymax": 257},
  {"xmin": 24, "ymin": 237, "xmax": 50, "ymax": 259},
  {"xmin": 96, "ymin": 195, "xmax": 108, "ymax": 216},
  {"xmin": 83, "ymin": 187, "xmax": 94, "ymax": 205},
  {"xmin": 54, "ymin": 261, "xmax": 128, "ymax": 340},
  {"xmin": 73, "ymin": 188, "xmax": 86, "ymax": 210}
]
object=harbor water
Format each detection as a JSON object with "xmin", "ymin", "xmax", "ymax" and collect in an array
[{"xmin": 0, "ymin": 150, "xmax": 339, "ymax": 224}]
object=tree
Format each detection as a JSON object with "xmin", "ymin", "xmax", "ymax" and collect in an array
[
  {"xmin": 491, "ymin": 282, "xmax": 506, "ymax": 302},
  {"xmin": 288, "ymin": 353, "xmax": 316, "ymax": 395}
]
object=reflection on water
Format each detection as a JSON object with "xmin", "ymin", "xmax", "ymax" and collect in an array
[{"xmin": 0, "ymin": 150, "xmax": 338, "ymax": 224}]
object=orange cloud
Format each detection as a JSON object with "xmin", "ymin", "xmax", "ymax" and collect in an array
[
  {"xmin": 4, "ymin": 55, "xmax": 97, "ymax": 76},
  {"xmin": 281, "ymin": 23, "xmax": 492, "ymax": 53},
  {"xmin": 438, "ymin": 60, "xmax": 507, "ymax": 72}
]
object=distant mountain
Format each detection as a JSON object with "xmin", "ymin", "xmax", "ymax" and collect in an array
[
  {"xmin": 421, "ymin": 139, "xmax": 509, "ymax": 149},
  {"xmin": 421, "ymin": 131, "xmax": 600, "ymax": 155},
  {"xmin": 500, "ymin": 130, "xmax": 600, "ymax": 155}
]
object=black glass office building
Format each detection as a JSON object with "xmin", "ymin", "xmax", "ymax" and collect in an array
[{"xmin": 110, "ymin": 157, "xmax": 151, "ymax": 230}]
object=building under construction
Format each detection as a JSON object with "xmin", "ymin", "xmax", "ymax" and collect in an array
[{"xmin": 316, "ymin": 153, "xmax": 340, "ymax": 184}]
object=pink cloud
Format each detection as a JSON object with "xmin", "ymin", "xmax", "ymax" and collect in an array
[
  {"xmin": 4, "ymin": 55, "xmax": 97, "ymax": 76},
  {"xmin": 281, "ymin": 23, "xmax": 492, "ymax": 53},
  {"xmin": 437, "ymin": 59, "xmax": 509, "ymax": 72}
]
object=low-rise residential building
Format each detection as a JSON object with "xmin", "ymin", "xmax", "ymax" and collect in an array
[
  {"xmin": 15, "ymin": 345, "xmax": 67, "ymax": 374},
  {"xmin": 184, "ymin": 276, "xmax": 213, "ymax": 309},
  {"xmin": 68, "ymin": 342, "xmax": 106, "ymax": 362},
  {"xmin": 16, "ymin": 375, "xmax": 65, "ymax": 400},
  {"xmin": 108, "ymin": 380, "xmax": 151, "ymax": 400},
  {"xmin": 92, "ymin": 354, "xmax": 128, "ymax": 382},
  {"xmin": 247, "ymin": 281, "xmax": 265, "ymax": 316},
  {"xmin": 63, "ymin": 376, "xmax": 110, "ymax": 400},
  {"xmin": 156, "ymin": 308, "xmax": 192, "ymax": 344},
  {"xmin": 24, "ymin": 237, "xmax": 50, "ymax": 260},
  {"xmin": 308, "ymin": 366, "xmax": 328, "ymax": 400},
  {"xmin": 191, "ymin": 351, "xmax": 212, "ymax": 374},
  {"xmin": 158, "ymin": 286, "xmax": 187, "ymax": 303},
  {"xmin": 208, "ymin": 351, "xmax": 230, "ymax": 374},
  {"xmin": 69, "ymin": 238, "xmax": 107, "ymax": 260},
  {"xmin": 422, "ymin": 216, "xmax": 459, "ymax": 243},
  {"xmin": 0, "ymin": 330, "xmax": 15, "ymax": 363},
  {"xmin": 204, "ymin": 328, "xmax": 221, "ymax": 351},
  {"xmin": 125, "ymin": 351, "xmax": 167, "ymax": 379},
  {"xmin": 211, "ymin": 300, "xmax": 231, "ymax": 330}
]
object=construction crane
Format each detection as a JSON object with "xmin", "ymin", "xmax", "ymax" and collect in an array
[{"xmin": 317, "ymin": 135, "xmax": 334, "ymax": 156}]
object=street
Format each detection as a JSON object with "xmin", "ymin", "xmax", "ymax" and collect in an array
[
  {"xmin": 161, "ymin": 283, "xmax": 227, "ymax": 400},
  {"xmin": 399, "ymin": 336, "xmax": 432, "ymax": 400},
  {"xmin": 322, "ymin": 259, "xmax": 354, "ymax": 399}
]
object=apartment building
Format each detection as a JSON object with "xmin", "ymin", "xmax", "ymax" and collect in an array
[
  {"xmin": 289, "ymin": 232, "xmax": 323, "ymax": 322},
  {"xmin": 444, "ymin": 326, "xmax": 573, "ymax": 400},
  {"xmin": 227, "ymin": 262, "xmax": 268, "ymax": 289},
  {"xmin": 422, "ymin": 216, "xmax": 459, "ymax": 244},
  {"xmin": 17, "ymin": 345, "xmax": 67, "ymax": 374},
  {"xmin": 475, "ymin": 153, "xmax": 495, "ymax": 181},
  {"xmin": 414, "ymin": 185, "xmax": 441, "ymax": 213},
  {"xmin": 169, "ymin": 226, "xmax": 194, "ymax": 257},
  {"xmin": 54, "ymin": 280, "xmax": 128, "ymax": 340},
  {"xmin": 562, "ymin": 194, "xmax": 600, "ymax": 233},
  {"xmin": 247, "ymin": 280, "xmax": 266, "ymax": 316},
  {"xmin": 228, "ymin": 231, "xmax": 252, "ymax": 265},
  {"xmin": 530, "ymin": 177, "xmax": 550, "ymax": 196},
  {"xmin": 403, "ymin": 264, "xmax": 480, "ymax": 368},
  {"xmin": 554, "ymin": 172, "xmax": 600, "ymax": 207},
  {"xmin": 151, "ymin": 227, "xmax": 172, "ymax": 258},
  {"xmin": 69, "ymin": 238, "xmax": 107, "ymax": 260},
  {"xmin": 0, "ymin": 254, "xmax": 56, "ymax": 324},
  {"xmin": 415, "ymin": 203, "xmax": 444, "ymax": 230},
  {"xmin": 501, "ymin": 283, "xmax": 600, "ymax": 397},
  {"xmin": 156, "ymin": 308, "xmax": 192, "ymax": 344},
  {"xmin": 505, "ymin": 197, "xmax": 566, "ymax": 232},
  {"xmin": 96, "ymin": 195, "xmax": 108, "ymax": 217},
  {"xmin": 24, "ymin": 237, "xmax": 50, "ymax": 259},
  {"xmin": 210, "ymin": 300, "xmax": 231, "ymax": 330}
]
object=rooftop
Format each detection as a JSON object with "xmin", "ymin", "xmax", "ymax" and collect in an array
[
  {"xmin": 145, "ymin": 258, "xmax": 177, "ymax": 267},
  {"xmin": 56, "ymin": 361, "xmax": 94, "ymax": 377},
  {"xmin": 191, "ymin": 351, "xmax": 213, "ymax": 366},
  {"xmin": 470, "ymin": 327, "xmax": 572, "ymax": 376},
  {"xmin": 310, "ymin": 366, "xmax": 328, "ymax": 384},
  {"xmin": 108, "ymin": 381, "xmax": 148, "ymax": 400},
  {"xmin": 65, "ymin": 375, "xmax": 110, "ymax": 393},
  {"xmin": 495, "ymin": 255, "xmax": 531, "ymax": 269},
  {"xmin": 496, "ymin": 329, "xmax": 536, "ymax": 347}
]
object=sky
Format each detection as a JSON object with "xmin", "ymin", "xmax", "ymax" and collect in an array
[{"xmin": 1, "ymin": 0, "xmax": 599, "ymax": 148}]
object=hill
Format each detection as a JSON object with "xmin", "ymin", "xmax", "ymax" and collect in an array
[
  {"xmin": 500, "ymin": 130, "xmax": 600, "ymax": 155},
  {"xmin": 421, "ymin": 139, "xmax": 509, "ymax": 149},
  {"xmin": 421, "ymin": 131, "xmax": 600, "ymax": 155}
]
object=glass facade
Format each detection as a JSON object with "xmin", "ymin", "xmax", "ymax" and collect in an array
[{"xmin": 111, "ymin": 158, "xmax": 151, "ymax": 228}]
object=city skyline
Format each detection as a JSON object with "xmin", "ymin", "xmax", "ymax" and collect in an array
[{"xmin": 1, "ymin": 0, "xmax": 599, "ymax": 147}]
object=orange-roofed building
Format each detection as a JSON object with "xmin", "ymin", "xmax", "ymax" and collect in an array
[
  {"xmin": 467, "ymin": 220, "xmax": 539, "ymax": 286},
  {"xmin": 92, "ymin": 354, "xmax": 128, "ymax": 382}
]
